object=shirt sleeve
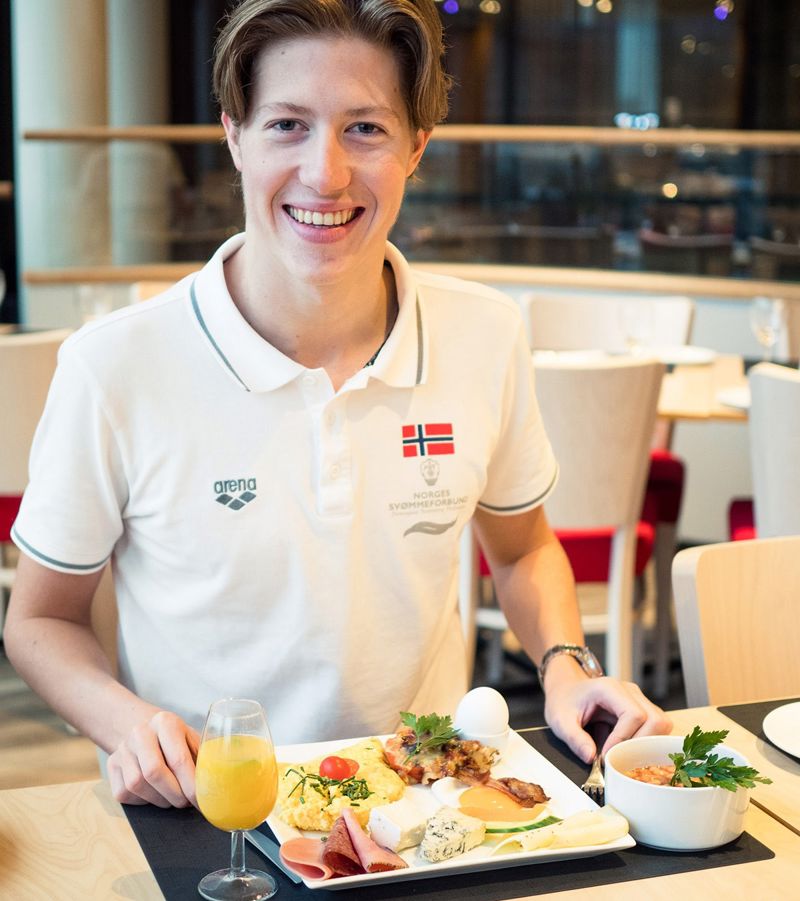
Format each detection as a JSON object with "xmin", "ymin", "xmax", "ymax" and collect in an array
[
  {"xmin": 476, "ymin": 321, "xmax": 559, "ymax": 516},
  {"xmin": 12, "ymin": 343, "xmax": 127, "ymax": 573}
]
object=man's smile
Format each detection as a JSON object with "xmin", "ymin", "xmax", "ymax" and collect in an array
[{"xmin": 285, "ymin": 205, "xmax": 362, "ymax": 227}]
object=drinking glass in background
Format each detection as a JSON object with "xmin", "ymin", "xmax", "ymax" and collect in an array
[
  {"xmin": 76, "ymin": 284, "xmax": 114, "ymax": 323},
  {"xmin": 618, "ymin": 300, "xmax": 655, "ymax": 354},
  {"xmin": 195, "ymin": 698, "xmax": 279, "ymax": 901},
  {"xmin": 749, "ymin": 296, "xmax": 786, "ymax": 362}
]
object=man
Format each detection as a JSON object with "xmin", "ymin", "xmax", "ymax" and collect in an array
[{"xmin": 5, "ymin": 0, "xmax": 669, "ymax": 810}]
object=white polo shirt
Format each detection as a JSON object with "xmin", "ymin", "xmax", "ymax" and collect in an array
[{"xmin": 13, "ymin": 234, "xmax": 557, "ymax": 744}]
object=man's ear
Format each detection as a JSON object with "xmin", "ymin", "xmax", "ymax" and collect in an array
[
  {"xmin": 222, "ymin": 112, "xmax": 243, "ymax": 172},
  {"xmin": 406, "ymin": 129, "xmax": 432, "ymax": 178}
]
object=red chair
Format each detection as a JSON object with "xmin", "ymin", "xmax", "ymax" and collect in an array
[
  {"xmin": 0, "ymin": 330, "xmax": 71, "ymax": 632},
  {"xmin": 726, "ymin": 363, "xmax": 800, "ymax": 543},
  {"xmin": 474, "ymin": 356, "xmax": 666, "ymax": 683},
  {"xmin": 728, "ymin": 498, "xmax": 756, "ymax": 542}
]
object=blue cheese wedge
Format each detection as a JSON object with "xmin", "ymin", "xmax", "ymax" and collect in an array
[
  {"xmin": 419, "ymin": 807, "xmax": 486, "ymax": 862},
  {"xmin": 368, "ymin": 796, "xmax": 428, "ymax": 852}
]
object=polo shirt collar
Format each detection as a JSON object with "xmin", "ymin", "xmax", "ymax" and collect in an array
[{"xmin": 190, "ymin": 234, "xmax": 427, "ymax": 393}]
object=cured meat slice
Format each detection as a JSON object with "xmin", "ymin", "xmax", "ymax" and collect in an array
[
  {"xmin": 321, "ymin": 814, "xmax": 364, "ymax": 876},
  {"xmin": 341, "ymin": 807, "xmax": 409, "ymax": 873},
  {"xmin": 279, "ymin": 837, "xmax": 334, "ymax": 881}
]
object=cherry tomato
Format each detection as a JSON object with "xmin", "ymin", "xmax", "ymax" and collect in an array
[{"xmin": 319, "ymin": 755, "xmax": 359, "ymax": 780}]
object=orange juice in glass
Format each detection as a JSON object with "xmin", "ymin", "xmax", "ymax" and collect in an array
[{"xmin": 196, "ymin": 699, "xmax": 279, "ymax": 900}]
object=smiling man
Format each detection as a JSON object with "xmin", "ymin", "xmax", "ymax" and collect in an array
[{"xmin": 5, "ymin": 0, "xmax": 669, "ymax": 812}]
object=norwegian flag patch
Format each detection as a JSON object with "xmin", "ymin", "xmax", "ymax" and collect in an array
[{"xmin": 402, "ymin": 423, "xmax": 455, "ymax": 457}]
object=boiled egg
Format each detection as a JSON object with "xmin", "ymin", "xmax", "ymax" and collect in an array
[
  {"xmin": 430, "ymin": 776, "xmax": 468, "ymax": 809},
  {"xmin": 455, "ymin": 686, "xmax": 509, "ymax": 737}
]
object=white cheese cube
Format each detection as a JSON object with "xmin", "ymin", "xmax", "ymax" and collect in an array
[
  {"xmin": 368, "ymin": 797, "xmax": 429, "ymax": 852},
  {"xmin": 419, "ymin": 807, "xmax": 486, "ymax": 862}
]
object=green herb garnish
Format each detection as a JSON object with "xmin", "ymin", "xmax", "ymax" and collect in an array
[
  {"xmin": 285, "ymin": 766, "xmax": 373, "ymax": 807},
  {"xmin": 399, "ymin": 711, "xmax": 460, "ymax": 761},
  {"xmin": 668, "ymin": 726, "xmax": 773, "ymax": 791}
]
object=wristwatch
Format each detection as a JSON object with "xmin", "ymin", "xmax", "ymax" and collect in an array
[{"xmin": 537, "ymin": 643, "xmax": 604, "ymax": 689}]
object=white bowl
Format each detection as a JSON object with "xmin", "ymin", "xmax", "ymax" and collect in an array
[{"xmin": 604, "ymin": 735, "xmax": 751, "ymax": 851}]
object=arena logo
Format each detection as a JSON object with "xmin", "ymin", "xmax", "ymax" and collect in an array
[{"xmin": 214, "ymin": 477, "xmax": 257, "ymax": 511}]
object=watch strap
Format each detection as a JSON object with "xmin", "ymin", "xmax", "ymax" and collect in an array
[{"xmin": 537, "ymin": 643, "xmax": 604, "ymax": 689}]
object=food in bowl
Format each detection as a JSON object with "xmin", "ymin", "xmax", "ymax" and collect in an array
[{"xmin": 605, "ymin": 727, "xmax": 771, "ymax": 851}]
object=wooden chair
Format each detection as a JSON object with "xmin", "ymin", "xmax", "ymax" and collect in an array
[
  {"xmin": 728, "ymin": 362, "xmax": 800, "ymax": 541},
  {"xmin": 0, "ymin": 330, "xmax": 72, "ymax": 633},
  {"xmin": 673, "ymin": 536, "xmax": 800, "ymax": 706},
  {"xmin": 475, "ymin": 356, "xmax": 665, "ymax": 681},
  {"xmin": 520, "ymin": 291, "xmax": 695, "ymax": 696}
]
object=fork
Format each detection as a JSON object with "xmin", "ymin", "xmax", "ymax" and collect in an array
[
  {"xmin": 581, "ymin": 750, "xmax": 605, "ymax": 805},
  {"xmin": 580, "ymin": 720, "xmax": 612, "ymax": 805}
]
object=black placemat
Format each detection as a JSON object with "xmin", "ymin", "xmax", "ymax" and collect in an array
[
  {"xmin": 718, "ymin": 697, "xmax": 800, "ymax": 761},
  {"xmin": 123, "ymin": 729, "xmax": 774, "ymax": 901}
]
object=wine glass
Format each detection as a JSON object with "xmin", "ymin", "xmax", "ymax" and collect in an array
[
  {"xmin": 195, "ymin": 698, "xmax": 279, "ymax": 901},
  {"xmin": 750, "ymin": 296, "xmax": 786, "ymax": 362},
  {"xmin": 618, "ymin": 301, "xmax": 655, "ymax": 355}
]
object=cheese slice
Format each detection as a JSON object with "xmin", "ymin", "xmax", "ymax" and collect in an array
[
  {"xmin": 419, "ymin": 807, "xmax": 486, "ymax": 862},
  {"xmin": 367, "ymin": 797, "xmax": 428, "ymax": 852}
]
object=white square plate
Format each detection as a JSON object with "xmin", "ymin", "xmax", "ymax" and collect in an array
[{"xmin": 267, "ymin": 729, "xmax": 635, "ymax": 890}]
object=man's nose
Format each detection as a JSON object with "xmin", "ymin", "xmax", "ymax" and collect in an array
[{"xmin": 299, "ymin": 131, "xmax": 351, "ymax": 194}]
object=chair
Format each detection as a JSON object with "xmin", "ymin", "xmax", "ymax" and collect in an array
[
  {"xmin": 673, "ymin": 536, "xmax": 800, "ymax": 706},
  {"xmin": 520, "ymin": 291, "xmax": 695, "ymax": 696},
  {"xmin": 519, "ymin": 292, "xmax": 694, "ymax": 355},
  {"xmin": 475, "ymin": 356, "xmax": 665, "ymax": 682},
  {"xmin": 727, "ymin": 362, "xmax": 800, "ymax": 542},
  {"xmin": 638, "ymin": 228, "xmax": 733, "ymax": 277},
  {"xmin": 0, "ymin": 330, "xmax": 72, "ymax": 633},
  {"xmin": 749, "ymin": 236, "xmax": 800, "ymax": 282}
]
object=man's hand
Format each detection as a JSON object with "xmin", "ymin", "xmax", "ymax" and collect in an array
[
  {"xmin": 544, "ymin": 664, "xmax": 671, "ymax": 764},
  {"xmin": 107, "ymin": 711, "xmax": 200, "ymax": 808}
]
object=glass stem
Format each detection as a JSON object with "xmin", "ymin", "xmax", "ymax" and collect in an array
[{"xmin": 230, "ymin": 830, "xmax": 246, "ymax": 876}]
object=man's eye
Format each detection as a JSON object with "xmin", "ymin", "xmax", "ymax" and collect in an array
[
  {"xmin": 272, "ymin": 120, "xmax": 297, "ymax": 132},
  {"xmin": 353, "ymin": 123, "xmax": 380, "ymax": 135}
]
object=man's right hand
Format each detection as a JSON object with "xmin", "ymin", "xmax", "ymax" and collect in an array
[{"xmin": 107, "ymin": 711, "xmax": 201, "ymax": 808}]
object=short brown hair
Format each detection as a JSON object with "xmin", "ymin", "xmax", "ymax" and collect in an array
[{"xmin": 213, "ymin": 0, "xmax": 450, "ymax": 131}]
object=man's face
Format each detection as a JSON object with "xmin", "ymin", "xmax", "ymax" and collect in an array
[{"xmin": 222, "ymin": 35, "xmax": 430, "ymax": 288}]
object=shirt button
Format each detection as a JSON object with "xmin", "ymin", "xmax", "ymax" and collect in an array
[
  {"xmin": 302, "ymin": 374, "xmax": 316, "ymax": 387},
  {"xmin": 329, "ymin": 463, "xmax": 341, "ymax": 479},
  {"xmin": 325, "ymin": 411, "xmax": 336, "ymax": 427}
]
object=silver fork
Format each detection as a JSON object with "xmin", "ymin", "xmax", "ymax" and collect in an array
[
  {"xmin": 581, "ymin": 750, "xmax": 605, "ymax": 805},
  {"xmin": 580, "ymin": 720, "xmax": 611, "ymax": 805}
]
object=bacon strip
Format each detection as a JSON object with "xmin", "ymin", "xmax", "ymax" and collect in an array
[
  {"xmin": 487, "ymin": 776, "xmax": 549, "ymax": 806},
  {"xmin": 279, "ymin": 837, "xmax": 334, "ymax": 881},
  {"xmin": 341, "ymin": 808, "xmax": 409, "ymax": 873}
]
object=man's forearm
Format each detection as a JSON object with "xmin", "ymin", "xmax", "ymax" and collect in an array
[
  {"xmin": 492, "ymin": 536, "xmax": 586, "ymax": 673},
  {"xmin": 5, "ymin": 615, "xmax": 160, "ymax": 753}
]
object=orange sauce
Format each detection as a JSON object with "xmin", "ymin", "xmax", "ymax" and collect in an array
[{"xmin": 458, "ymin": 786, "xmax": 540, "ymax": 822}]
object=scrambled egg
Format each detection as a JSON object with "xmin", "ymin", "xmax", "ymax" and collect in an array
[{"xmin": 276, "ymin": 738, "xmax": 405, "ymax": 831}]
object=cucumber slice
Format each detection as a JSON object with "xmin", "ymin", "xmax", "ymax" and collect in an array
[{"xmin": 485, "ymin": 815, "xmax": 562, "ymax": 834}]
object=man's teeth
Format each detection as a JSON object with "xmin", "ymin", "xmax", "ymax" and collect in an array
[{"xmin": 288, "ymin": 206, "xmax": 356, "ymax": 227}]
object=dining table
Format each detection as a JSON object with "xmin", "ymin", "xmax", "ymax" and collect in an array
[
  {"xmin": 1, "ymin": 698, "xmax": 798, "ymax": 900},
  {"xmin": 657, "ymin": 353, "xmax": 749, "ymax": 422}
]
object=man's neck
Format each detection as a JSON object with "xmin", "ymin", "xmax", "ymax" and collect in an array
[{"xmin": 223, "ymin": 243, "xmax": 398, "ymax": 390}]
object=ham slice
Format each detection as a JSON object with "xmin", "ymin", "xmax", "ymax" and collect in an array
[
  {"xmin": 341, "ymin": 807, "xmax": 408, "ymax": 873},
  {"xmin": 279, "ymin": 837, "xmax": 334, "ymax": 881},
  {"xmin": 321, "ymin": 814, "xmax": 364, "ymax": 876},
  {"xmin": 280, "ymin": 809, "xmax": 409, "ymax": 882}
]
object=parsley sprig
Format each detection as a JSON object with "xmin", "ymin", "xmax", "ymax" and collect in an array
[
  {"xmin": 668, "ymin": 726, "xmax": 773, "ymax": 792},
  {"xmin": 285, "ymin": 766, "xmax": 373, "ymax": 807},
  {"xmin": 399, "ymin": 711, "xmax": 460, "ymax": 760}
]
